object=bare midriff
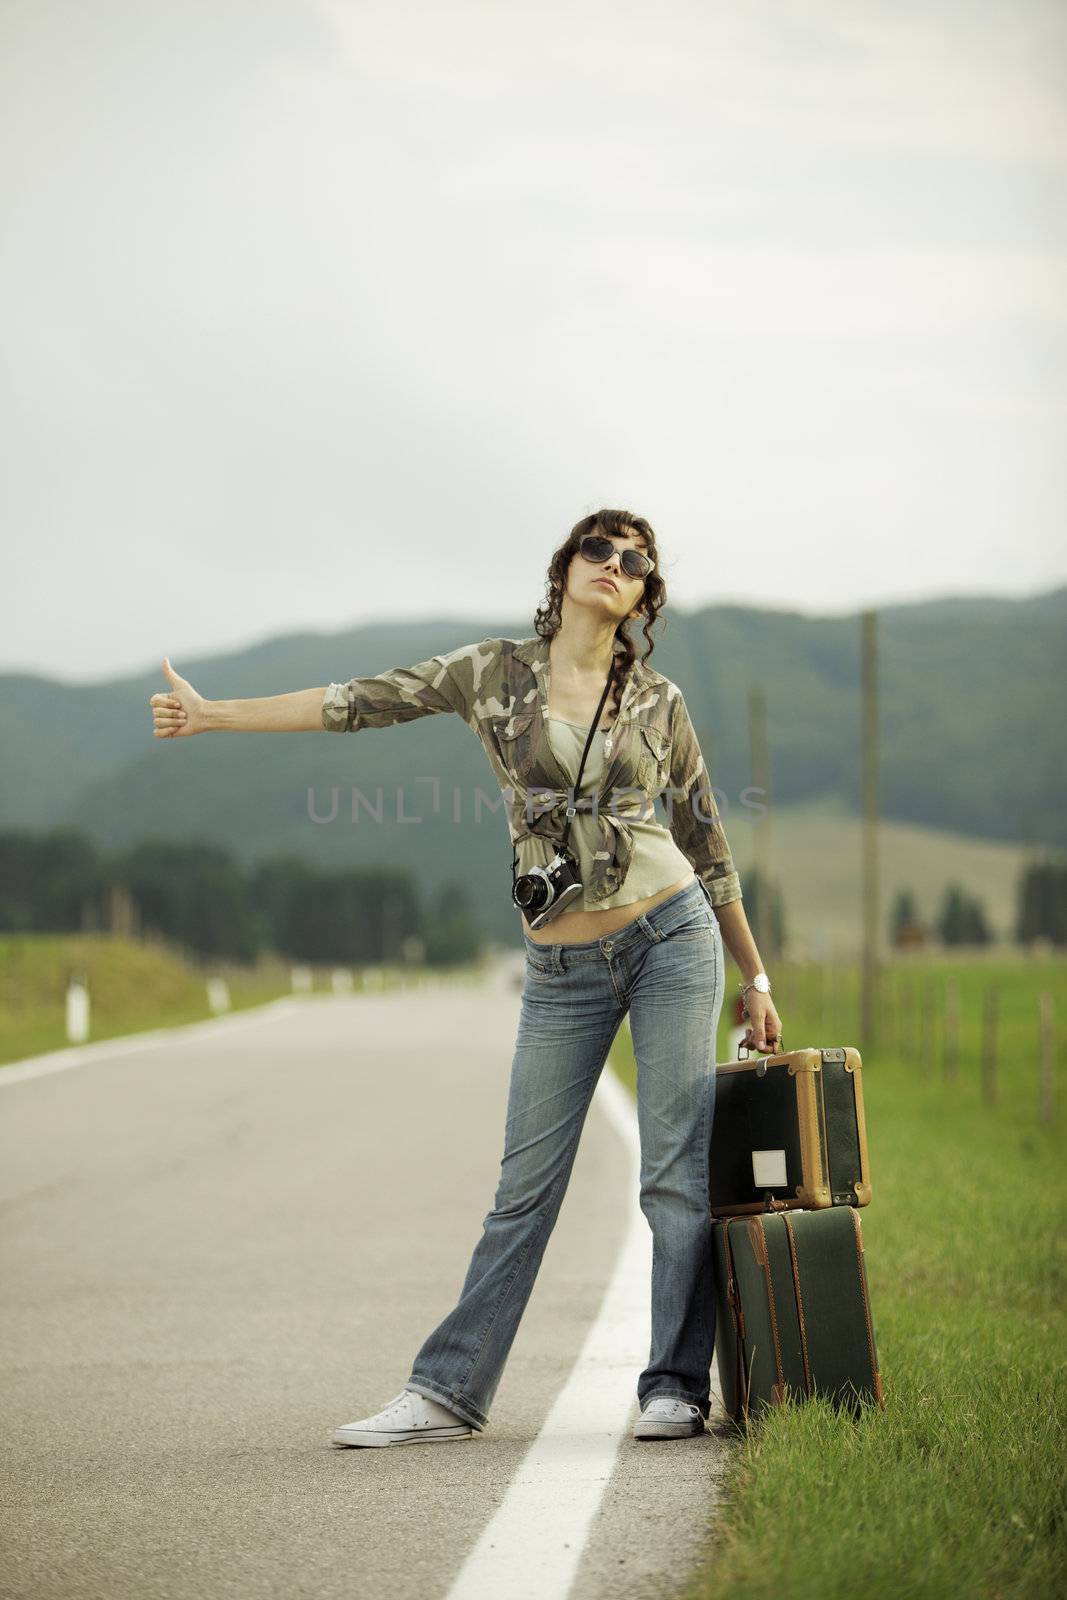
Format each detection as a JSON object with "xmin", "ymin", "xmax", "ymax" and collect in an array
[{"xmin": 521, "ymin": 871, "xmax": 697, "ymax": 945}]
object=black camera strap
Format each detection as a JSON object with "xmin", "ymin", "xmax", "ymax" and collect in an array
[{"xmin": 559, "ymin": 668, "xmax": 615, "ymax": 856}]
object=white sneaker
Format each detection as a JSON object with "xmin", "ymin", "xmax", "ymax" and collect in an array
[
  {"xmin": 332, "ymin": 1388, "xmax": 473, "ymax": 1448},
  {"xmin": 633, "ymin": 1396, "xmax": 706, "ymax": 1440}
]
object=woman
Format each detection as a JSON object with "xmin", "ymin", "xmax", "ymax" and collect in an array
[{"xmin": 149, "ymin": 508, "xmax": 783, "ymax": 1446}]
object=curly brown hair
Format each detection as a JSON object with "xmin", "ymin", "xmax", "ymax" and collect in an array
[{"xmin": 532, "ymin": 508, "xmax": 668, "ymax": 691}]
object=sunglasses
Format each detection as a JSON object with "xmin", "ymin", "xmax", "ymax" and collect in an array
[{"xmin": 577, "ymin": 532, "xmax": 653, "ymax": 581}]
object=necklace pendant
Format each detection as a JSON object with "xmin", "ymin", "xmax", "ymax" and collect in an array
[{"xmin": 604, "ymin": 733, "xmax": 613, "ymax": 756}]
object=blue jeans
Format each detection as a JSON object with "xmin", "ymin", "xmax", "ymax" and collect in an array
[{"xmin": 405, "ymin": 876, "xmax": 725, "ymax": 1431}]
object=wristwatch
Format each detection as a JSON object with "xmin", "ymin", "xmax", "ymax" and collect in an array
[{"xmin": 739, "ymin": 972, "xmax": 771, "ymax": 1011}]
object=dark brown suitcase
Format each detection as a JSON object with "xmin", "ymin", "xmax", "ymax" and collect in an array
[
  {"xmin": 709, "ymin": 1046, "xmax": 871, "ymax": 1217},
  {"xmin": 711, "ymin": 1205, "xmax": 885, "ymax": 1424}
]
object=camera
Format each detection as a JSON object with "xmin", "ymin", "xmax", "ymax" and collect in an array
[{"xmin": 511, "ymin": 846, "xmax": 585, "ymax": 930}]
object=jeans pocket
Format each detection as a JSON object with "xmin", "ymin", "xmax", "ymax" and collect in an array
[
  {"xmin": 524, "ymin": 949, "xmax": 559, "ymax": 981},
  {"xmin": 667, "ymin": 901, "xmax": 716, "ymax": 941}
]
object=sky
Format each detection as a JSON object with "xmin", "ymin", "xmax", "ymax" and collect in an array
[{"xmin": 2, "ymin": 0, "xmax": 1065, "ymax": 684}]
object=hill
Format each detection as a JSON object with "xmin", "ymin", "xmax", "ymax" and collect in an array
[{"xmin": 1, "ymin": 592, "xmax": 1063, "ymax": 947}]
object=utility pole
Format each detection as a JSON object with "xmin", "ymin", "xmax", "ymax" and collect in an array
[
  {"xmin": 861, "ymin": 610, "xmax": 880, "ymax": 1046},
  {"xmin": 749, "ymin": 684, "xmax": 775, "ymax": 961}
]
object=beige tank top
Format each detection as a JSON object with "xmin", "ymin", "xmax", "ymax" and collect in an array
[{"xmin": 520, "ymin": 717, "xmax": 695, "ymax": 911}]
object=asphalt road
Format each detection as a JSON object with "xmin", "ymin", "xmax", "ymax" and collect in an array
[{"xmin": 0, "ymin": 962, "xmax": 735, "ymax": 1600}]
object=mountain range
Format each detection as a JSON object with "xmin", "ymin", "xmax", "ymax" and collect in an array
[{"xmin": 2, "ymin": 591, "xmax": 1064, "ymax": 950}]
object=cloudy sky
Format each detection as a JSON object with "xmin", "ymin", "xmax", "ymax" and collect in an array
[{"xmin": 3, "ymin": 0, "xmax": 1065, "ymax": 683}]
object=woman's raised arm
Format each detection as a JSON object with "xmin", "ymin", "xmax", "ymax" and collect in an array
[
  {"xmin": 149, "ymin": 658, "xmax": 328, "ymax": 736},
  {"xmin": 150, "ymin": 638, "xmax": 493, "ymax": 738}
]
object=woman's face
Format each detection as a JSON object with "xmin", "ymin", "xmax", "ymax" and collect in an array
[{"xmin": 564, "ymin": 529, "xmax": 651, "ymax": 623}]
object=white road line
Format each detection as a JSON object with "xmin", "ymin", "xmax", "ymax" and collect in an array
[
  {"xmin": 0, "ymin": 998, "xmax": 304, "ymax": 1087},
  {"xmin": 444, "ymin": 1044, "xmax": 724, "ymax": 1600}
]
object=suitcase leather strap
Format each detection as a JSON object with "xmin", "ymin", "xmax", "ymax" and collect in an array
[
  {"xmin": 749, "ymin": 1217, "xmax": 788, "ymax": 1404},
  {"xmin": 721, "ymin": 1220, "xmax": 750, "ymax": 1421},
  {"xmin": 780, "ymin": 1211, "xmax": 813, "ymax": 1398}
]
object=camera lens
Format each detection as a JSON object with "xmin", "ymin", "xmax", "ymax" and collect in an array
[{"xmin": 513, "ymin": 875, "xmax": 548, "ymax": 912}]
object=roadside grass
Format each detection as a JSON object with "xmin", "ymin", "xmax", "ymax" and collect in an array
[
  {"xmin": 0, "ymin": 933, "xmax": 489, "ymax": 1067},
  {"xmin": 609, "ymin": 954, "xmax": 1067, "ymax": 1600},
  {"xmin": 0, "ymin": 934, "xmax": 296, "ymax": 1065}
]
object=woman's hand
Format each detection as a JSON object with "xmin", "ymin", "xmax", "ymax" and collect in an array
[
  {"xmin": 149, "ymin": 657, "xmax": 209, "ymax": 738},
  {"xmin": 742, "ymin": 991, "xmax": 783, "ymax": 1053}
]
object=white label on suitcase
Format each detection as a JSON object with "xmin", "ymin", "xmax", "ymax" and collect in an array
[{"xmin": 752, "ymin": 1149, "xmax": 787, "ymax": 1187}]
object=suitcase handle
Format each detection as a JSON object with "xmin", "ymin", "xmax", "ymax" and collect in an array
[{"xmin": 737, "ymin": 1033, "xmax": 784, "ymax": 1060}]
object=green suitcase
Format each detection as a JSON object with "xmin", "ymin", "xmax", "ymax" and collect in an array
[{"xmin": 711, "ymin": 1205, "xmax": 885, "ymax": 1424}]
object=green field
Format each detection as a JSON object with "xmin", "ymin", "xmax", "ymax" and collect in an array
[{"xmin": 610, "ymin": 954, "xmax": 1067, "ymax": 1600}]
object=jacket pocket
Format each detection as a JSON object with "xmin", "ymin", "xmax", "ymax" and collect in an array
[
  {"xmin": 492, "ymin": 709, "xmax": 537, "ymax": 742},
  {"xmin": 635, "ymin": 721, "xmax": 671, "ymax": 794},
  {"xmin": 485, "ymin": 708, "xmax": 539, "ymax": 784}
]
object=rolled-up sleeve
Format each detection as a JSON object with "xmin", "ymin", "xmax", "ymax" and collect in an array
[
  {"xmin": 665, "ymin": 690, "xmax": 743, "ymax": 907},
  {"xmin": 321, "ymin": 641, "xmax": 486, "ymax": 733}
]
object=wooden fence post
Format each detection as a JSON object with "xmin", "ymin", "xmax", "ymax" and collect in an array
[
  {"xmin": 920, "ymin": 978, "xmax": 937, "ymax": 1077},
  {"xmin": 1039, "ymin": 992, "xmax": 1055, "ymax": 1125},
  {"xmin": 908, "ymin": 966, "xmax": 921, "ymax": 1068},
  {"xmin": 884, "ymin": 966, "xmax": 896, "ymax": 1055},
  {"xmin": 982, "ymin": 986, "xmax": 999, "ymax": 1107},
  {"xmin": 902, "ymin": 972, "xmax": 921, "ymax": 1062},
  {"xmin": 943, "ymin": 979, "xmax": 961, "ymax": 1083}
]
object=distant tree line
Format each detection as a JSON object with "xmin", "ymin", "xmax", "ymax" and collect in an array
[
  {"xmin": 890, "ymin": 859, "xmax": 1067, "ymax": 949},
  {"xmin": 1015, "ymin": 859, "xmax": 1067, "ymax": 945},
  {"xmin": 0, "ymin": 828, "xmax": 482, "ymax": 968},
  {"xmin": 740, "ymin": 859, "xmax": 1067, "ymax": 952},
  {"xmin": 4, "ymin": 828, "xmax": 1061, "ymax": 964}
]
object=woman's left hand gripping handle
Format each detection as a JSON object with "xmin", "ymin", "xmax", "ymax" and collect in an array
[{"xmin": 743, "ymin": 991, "xmax": 784, "ymax": 1054}]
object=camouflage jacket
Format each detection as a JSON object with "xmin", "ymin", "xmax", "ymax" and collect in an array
[{"xmin": 322, "ymin": 634, "xmax": 742, "ymax": 908}]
